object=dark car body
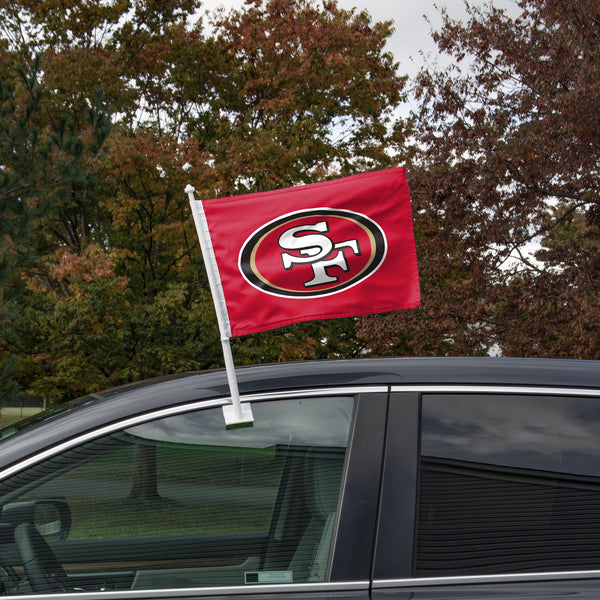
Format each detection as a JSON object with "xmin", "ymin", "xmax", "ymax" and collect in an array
[{"xmin": 0, "ymin": 357, "xmax": 600, "ymax": 599}]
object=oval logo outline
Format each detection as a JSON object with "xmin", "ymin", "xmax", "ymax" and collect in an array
[{"xmin": 239, "ymin": 208, "xmax": 387, "ymax": 298}]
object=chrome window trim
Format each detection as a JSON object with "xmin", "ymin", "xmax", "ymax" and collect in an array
[
  {"xmin": 385, "ymin": 383, "xmax": 600, "ymax": 589},
  {"xmin": 2, "ymin": 580, "xmax": 370, "ymax": 600},
  {"xmin": 373, "ymin": 570, "xmax": 600, "ymax": 588},
  {"xmin": 240, "ymin": 385, "xmax": 387, "ymax": 402},
  {"xmin": 391, "ymin": 384, "xmax": 600, "ymax": 397},
  {"xmin": 0, "ymin": 386, "xmax": 385, "ymax": 481}
]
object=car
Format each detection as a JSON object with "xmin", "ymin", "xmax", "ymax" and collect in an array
[{"xmin": 0, "ymin": 357, "xmax": 599, "ymax": 599}]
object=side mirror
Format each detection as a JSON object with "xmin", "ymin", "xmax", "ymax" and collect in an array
[{"xmin": 1, "ymin": 500, "xmax": 71, "ymax": 542}]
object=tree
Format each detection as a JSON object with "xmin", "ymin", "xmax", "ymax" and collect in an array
[
  {"xmin": 361, "ymin": 0, "xmax": 600, "ymax": 358},
  {"xmin": 494, "ymin": 202, "xmax": 600, "ymax": 358},
  {"xmin": 184, "ymin": 0, "xmax": 406, "ymax": 193},
  {"xmin": 0, "ymin": 60, "xmax": 112, "ymax": 401},
  {"xmin": 1, "ymin": 0, "xmax": 408, "ymax": 402},
  {"xmin": 0, "ymin": 65, "xmax": 45, "ymax": 307}
]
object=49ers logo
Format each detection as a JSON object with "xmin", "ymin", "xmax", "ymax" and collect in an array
[{"xmin": 239, "ymin": 209, "xmax": 387, "ymax": 297}]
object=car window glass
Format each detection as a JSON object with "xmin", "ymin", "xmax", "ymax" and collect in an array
[
  {"xmin": 0, "ymin": 396, "xmax": 353, "ymax": 594},
  {"xmin": 0, "ymin": 396, "xmax": 95, "ymax": 442},
  {"xmin": 417, "ymin": 394, "xmax": 600, "ymax": 576}
]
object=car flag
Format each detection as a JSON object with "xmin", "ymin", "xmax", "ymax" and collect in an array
[
  {"xmin": 186, "ymin": 168, "xmax": 419, "ymax": 426},
  {"xmin": 188, "ymin": 168, "xmax": 420, "ymax": 338}
]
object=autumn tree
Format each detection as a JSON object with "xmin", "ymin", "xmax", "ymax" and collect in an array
[
  {"xmin": 0, "ymin": 65, "xmax": 45, "ymax": 306},
  {"xmin": 360, "ymin": 0, "xmax": 600, "ymax": 358},
  {"xmin": 1, "ymin": 0, "xmax": 407, "ymax": 402},
  {"xmin": 0, "ymin": 65, "xmax": 44, "ymax": 398},
  {"xmin": 185, "ymin": 0, "xmax": 406, "ymax": 192},
  {"xmin": 0, "ymin": 56, "xmax": 113, "ymax": 401}
]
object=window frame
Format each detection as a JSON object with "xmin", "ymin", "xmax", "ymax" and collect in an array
[
  {"xmin": 374, "ymin": 384, "xmax": 600, "ymax": 592},
  {"xmin": 0, "ymin": 386, "xmax": 388, "ymax": 598}
]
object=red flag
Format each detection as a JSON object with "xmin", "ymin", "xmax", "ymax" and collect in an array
[{"xmin": 193, "ymin": 168, "xmax": 420, "ymax": 337}]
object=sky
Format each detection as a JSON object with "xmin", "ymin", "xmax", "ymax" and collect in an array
[{"xmin": 337, "ymin": 0, "xmax": 520, "ymax": 75}]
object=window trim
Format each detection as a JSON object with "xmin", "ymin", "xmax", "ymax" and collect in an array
[
  {"xmin": 391, "ymin": 384, "xmax": 600, "ymax": 397},
  {"xmin": 377, "ymin": 383, "xmax": 600, "ymax": 589},
  {"xmin": 7, "ymin": 580, "xmax": 371, "ymax": 600},
  {"xmin": 373, "ymin": 569, "xmax": 600, "ymax": 588}
]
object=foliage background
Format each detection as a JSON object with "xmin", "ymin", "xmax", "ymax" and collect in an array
[{"xmin": 0, "ymin": 0, "xmax": 598, "ymax": 405}]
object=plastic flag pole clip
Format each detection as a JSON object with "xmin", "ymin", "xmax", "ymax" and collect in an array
[{"xmin": 186, "ymin": 185, "xmax": 254, "ymax": 429}]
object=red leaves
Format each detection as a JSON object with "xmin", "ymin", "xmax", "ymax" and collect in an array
[{"xmin": 361, "ymin": 0, "xmax": 600, "ymax": 359}]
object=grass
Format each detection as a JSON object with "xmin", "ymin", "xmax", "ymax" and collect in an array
[
  {"xmin": 71, "ymin": 443, "xmax": 282, "ymax": 487},
  {"xmin": 14, "ymin": 420, "xmax": 285, "ymax": 540},
  {"xmin": 55, "ymin": 443, "xmax": 283, "ymax": 540},
  {"xmin": 0, "ymin": 407, "xmax": 43, "ymax": 427},
  {"xmin": 68, "ymin": 497, "xmax": 273, "ymax": 539}
]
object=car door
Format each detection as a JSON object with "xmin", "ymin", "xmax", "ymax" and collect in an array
[
  {"xmin": 0, "ymin": 388, "xmax": 387, "ymax": 600},
  {"xmin": 373, "ymin": 388, "xmax": 600, "ymax": 600}
]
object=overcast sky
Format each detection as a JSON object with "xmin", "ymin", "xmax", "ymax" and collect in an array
[{"xmin": 339, "ymin": 0, "xmax": 520, "ymax": 75}]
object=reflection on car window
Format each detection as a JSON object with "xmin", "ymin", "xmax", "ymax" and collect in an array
[
  {"xmin": 0, "ymin": 396, "xmax": 353, "ymax": 594},
  {"xmin": 421, "ymin": 394, "xmax": 600, "ymax": 477},
  {"xmin": 417, "ymin": 394, "xmax": 600, "ymax": 577}
]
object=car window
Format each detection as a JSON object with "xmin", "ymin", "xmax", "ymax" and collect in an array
[
  {"xmin": 417, "ymin": 393, "xmax": 600, "ymax": 576},
  {"xmin": 0, "ymin": 396, "xmax": 354, "ymax": 594},
  {"xmin": 0, "ymin": 396, "xmax": 95, "ymax": 442}
]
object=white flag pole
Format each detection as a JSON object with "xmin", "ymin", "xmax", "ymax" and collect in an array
[{"xmin": 185, "ymin": 185, "xmax": 253, "ymax": 428}]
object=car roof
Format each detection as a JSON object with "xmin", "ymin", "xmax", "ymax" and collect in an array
[
  {"xmin": 1, "ymin": 357, "xmax": 599, "ymax": 472},
  {"xmin": 94, "ymin": 356, "xmax": 600, "ymax": 397}
]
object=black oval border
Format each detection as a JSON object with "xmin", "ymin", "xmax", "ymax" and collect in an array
[{"xmin": 239, "ymin": 208, "xmax": 387, "ymax": 298}]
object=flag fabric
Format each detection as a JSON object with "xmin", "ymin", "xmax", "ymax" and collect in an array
[{"xmin": 191, "ymin": 167, "xmax": 420, "ymax": 337}]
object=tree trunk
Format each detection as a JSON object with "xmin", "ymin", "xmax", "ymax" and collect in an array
[{"xmin": 129, "ymin": 444, "xmax": 160, "ymax": 500}]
